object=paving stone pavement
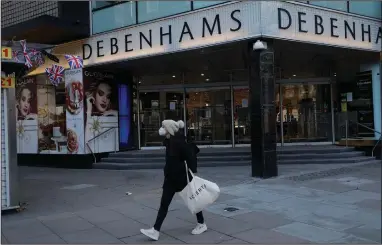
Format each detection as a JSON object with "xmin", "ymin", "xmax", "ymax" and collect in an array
[{"xmin": 1, "ymin": 162, "xmax": 381, "ymax": 244}]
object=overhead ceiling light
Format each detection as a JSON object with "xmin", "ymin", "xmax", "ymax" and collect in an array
[
  {"xmin": 206, "ymin": 78, "xmax": 210, "ymax": 81},
  {"xmin": 172, "ymin": 75, "xmax": 176, "ymax": 78},
  {"xmin": 293, "ymin": 74, "xmax": 296, "ymax": 77},
  {"xmin": 201, "ymin": 73, "xmax": 204, "ymax": 76}
]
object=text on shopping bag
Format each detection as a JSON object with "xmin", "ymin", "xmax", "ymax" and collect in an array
[{"xmin": 188, "ymin": 183, "xmax": 207, "ymax": 200}]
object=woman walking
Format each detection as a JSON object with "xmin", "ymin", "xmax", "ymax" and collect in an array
[{"xmin": 140, "ymin": 119, "xmax": 207, "ymax": 241}]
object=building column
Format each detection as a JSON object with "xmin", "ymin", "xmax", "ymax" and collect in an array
[{"xmin": 248, "ymin": 40, "xmax": 278, "ymax": 178}]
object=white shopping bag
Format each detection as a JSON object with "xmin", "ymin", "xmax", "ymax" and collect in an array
[{"xmin": 178, "ymin": 162, "xmax": 220, "ymax": 214}]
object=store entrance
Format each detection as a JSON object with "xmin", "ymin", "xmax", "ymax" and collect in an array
[
  {"xmin": 276, "ymin": 79, "xmax": 334, "ymax": 144},
  {"xmin": 139, "ymin": 90, "xmax": 184, "ymax": 147},
  {"xmin": 186, "ymin": 87, "xmax": 232, "ymax": 145}
]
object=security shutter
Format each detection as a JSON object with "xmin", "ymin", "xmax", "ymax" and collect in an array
[{"xmin": 1, "ymin": 89, "xmax": 10, "ymax": 209}]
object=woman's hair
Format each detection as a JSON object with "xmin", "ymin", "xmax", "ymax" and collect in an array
[
  {"xmin": 16, "ymin": 86, "xmax": 34, "ymax": 102},
  {"xmin": 85, "ymin": 80, "xmax": 117, "ymax": 115},
  {"xmin": 85, "ymin": 80, "xmax": 114, "ymax": 99}
]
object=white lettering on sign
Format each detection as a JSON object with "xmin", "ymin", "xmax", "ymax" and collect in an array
[{"xmin": 79, "ymin": 1, "xmax": 381, "ymax": 67}]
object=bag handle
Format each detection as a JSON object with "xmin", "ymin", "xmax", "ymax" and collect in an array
[{"xmin": 184, "ymin": 161, "xmax": 194, "ymax": 184}]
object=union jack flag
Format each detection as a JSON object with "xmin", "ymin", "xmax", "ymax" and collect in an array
[
  {"xmin": 64, "ymin": 54, "xmax": 83, "ymax": 69},
  {"xmin": 20, "ymin": 40, "xmax": 33, "ymax": 68},
  {"xmin": 28, "ymin": 49, "xmax": 45, "ymax": 66},
  {"xmin": 12, "ymin": 50, "xmax": 21, "ymax": 62},
  {"xmin": 46, "ymin": 64, "xmax": 65, "ymax": 86}
]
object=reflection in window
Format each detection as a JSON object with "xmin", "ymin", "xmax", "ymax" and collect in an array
[
  {"xmin": 349, "ymin": 1, "xmax": 382, "ymax": 19},
  {"xmin": 309, "ymin": 1, "xmax": 347, "ymax": 12},
  {"xmin": 36, "ymin": 75, "xmax": 67, "ymax": 154},
  {"xmin": 92, "ymin": 1, "xmax": 136, "ymax": 34},
  {"xmin": 193, "ymin": 1, "xmax": 227, "ymax": 9},
  {"xmin": 137, "ymin": 1, "xmax": 191, "ymax": 23}
]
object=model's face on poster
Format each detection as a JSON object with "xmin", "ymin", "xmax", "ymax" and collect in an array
[
  {"xmin": 95, "ymin": 82, "xmax": 111, "ymax": 113},
  {"xmin": 18, "ymin": 88, "xmax": 32, "ymax": 117}
]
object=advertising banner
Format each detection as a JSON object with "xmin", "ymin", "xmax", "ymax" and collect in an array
[
  {"xmin": 15, "ymin": 77, "xmax": 38, "ymax": 153},
  {"xmin": 65, "ymin": 68, "xmax": 85, "ymax": 154},
  {"xmin": 83, "ymin": 70, "xmax": 119, "ymax": 153}
]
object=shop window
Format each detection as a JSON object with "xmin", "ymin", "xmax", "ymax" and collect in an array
[
  {"xmin": 92, "ymin": 1, "xmax": 136, "ymax": 34},
  {"xmin": 309, "ymin": 1, "xmax": 348, "ymax": 12},
  {"xmin": 137, "ymin": 1, "xmax": 191, "ymax": 23},
  {"xmin": 349, "ymin": 1, "xmax": 382, "ymax": 19},
  {"xmin": 36, "ymin": 75, "xmax": 67, "ymax": 154},
  {"xmin": 92, "ymin": 1, "xmax": 128, "ymax": 10},
  {"xmin": 192, "ymin": 1, "xmax": 227, "ymax": 10}
]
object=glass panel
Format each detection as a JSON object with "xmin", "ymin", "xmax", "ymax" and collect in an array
[
  {"xmin": 92, "ymin": 1, "xmax": 116, "ymax": 10},
  {"xmin": 193, "ymin": 1, "xmax": 227, "ymax": 9},
  {"xmin": 137, "ymin": 1, "xmax": 191, "ymax": 23},
  {"xmin": 186, "ymin": 87, "xmax": 232, "ymax": 145},
  {"xmin": 139, "ymin": 91, "xmax": 184, "ymax": 147},
  {"xmin": 281, "ymin": 84, "xmax": 332, "ymax": 143},
  {"xmin": 275, "ymin": 83, "xmax": 281, "ymax": 143},
  {"xmin": 310, "ymin": 1, "xmax": 347, "ymax": 12},
  {"xmin": 349, "ymin": 1, "xmax": 382, "ymax": 19},
  {"xmin": 36, "ymin": 75, "xmax": 67, "ymax": 153},
  {"xmin": 233, "ymin": 87, "xmax": 250, "ymax": 144},
  {"xmin": 92, "ymin": 2, "xmax": 136, "ymax": 34}
]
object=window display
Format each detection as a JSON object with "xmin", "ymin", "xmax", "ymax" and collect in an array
[
  {"xmin": 83, "ymin": 70, "xmax": 120, "ymax": 153},
  {"xmin": 16, "ymin": 77, "xmax": 38, "ymax": 153},
  {"xmin": 36, "ymin": 75, "xmax": 67, "ymax": 154}
]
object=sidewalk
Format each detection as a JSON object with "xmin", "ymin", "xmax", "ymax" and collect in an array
[{"xmin": 2, "ymin": 162, "xmax": 381, "ymax": 244}]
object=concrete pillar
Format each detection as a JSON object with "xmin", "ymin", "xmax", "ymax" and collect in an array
[{"xmin": 248, "ymin": 40, "xmax": 278, "ymax": 178}]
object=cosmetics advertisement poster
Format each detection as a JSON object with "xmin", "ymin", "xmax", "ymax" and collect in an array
[
  {"xmin": 15, "ymin": 77, "xmax": 38, "ymax": 153},
  {"xmin": 83, "ymin": 70, "xmax": 119, "ymax": 153},
  {"xmin": 65, "ymin": 68, "xmax": 85, "ymax": 154}
]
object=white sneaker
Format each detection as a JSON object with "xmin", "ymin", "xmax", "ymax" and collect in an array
[
  {"xmin": 140, "ymin": 227, "xmax": 160, "ymax": 241},
  {"xmin": 191, "ymin": 223, "xmax": 207, "ymax": 235}
]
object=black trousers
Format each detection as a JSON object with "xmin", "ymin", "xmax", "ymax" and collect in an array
[{"xmin": 154, "ymin": 186, "xmax": 204, "ymax": 231}]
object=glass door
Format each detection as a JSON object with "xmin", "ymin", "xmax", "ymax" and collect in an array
[
  {"xmin": 279, "ymin": 83, "xmax": 333, "ymax": 143},
  {"xmin": 186, "ymin": 87, "xmax": 232, "ymax": 145},
  {"xmin": 139, "ymin": 90, "xmax": 184, "ymax": 147},
  {"xmin": 233, "ymin": 86, "xmax": 250, "ymax": 144}
]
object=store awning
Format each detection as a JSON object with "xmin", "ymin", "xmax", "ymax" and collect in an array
[{"xmin": 25, "ymin": 40, "xmax": 84, "ymax": 77}]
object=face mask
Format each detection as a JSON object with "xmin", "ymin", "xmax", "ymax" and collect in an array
[{"xmin": 158, "ymin": 127, "xmax": 167, "ymax": 136}]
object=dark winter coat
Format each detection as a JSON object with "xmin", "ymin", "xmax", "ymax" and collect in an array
[{"xmin": 162, "ymin": 132, "xmax": 199, "ymax": 192}]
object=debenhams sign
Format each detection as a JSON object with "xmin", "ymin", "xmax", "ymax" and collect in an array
[{"xmin": 82, "ymin": 1, "xmax": 381, "ymax": 66}]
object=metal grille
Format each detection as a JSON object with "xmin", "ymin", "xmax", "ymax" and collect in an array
[{"xmin": 1, "ymin": 1, "xmax": 59, "ymax": 28}]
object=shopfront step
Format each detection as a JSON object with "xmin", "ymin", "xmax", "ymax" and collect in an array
[
  {"xmin": 277, "ymin": 146, "xmax": 355, "ymax": 154},
  {"xmin": 278, "ymin": 151, "xmax": 365, "ymax": 160},
  {"xmin": 108, "ymin": 149, "xmax": 251, "ymax": 158},
  {"xmin": 94, "ymin": 160, "xmax": 251, "ymax": 170},
  {"xmin": 95, "ymin": 145, "xmax": 378, "ymax": 170},
  {"xmin": 278, "ymin": 156, "xmax": 377, "ymax": 165},
  {"xmin": 95, "ymin": 157, "xmax": 379, "ymax": 170},
  {"xmin": 102, "ymin": 154, "xmax": 251, "ymax": 163}
]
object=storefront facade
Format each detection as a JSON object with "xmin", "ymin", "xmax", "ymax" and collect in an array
[
  {"xmin": 86, "ymin": 1, "xmax": 381, "ymax": 148},
  {"xmin": 20, "ymin": 1, "xmax": 381, "ymax": 164}
]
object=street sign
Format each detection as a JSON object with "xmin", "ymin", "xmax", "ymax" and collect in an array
[
  {"xmin": 1, "ymin": 77, "xmax": 15, "ymax": 88},
  {"xmin": 1, "ymin": 47, "xmax": 12, "ymax": 60}
]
